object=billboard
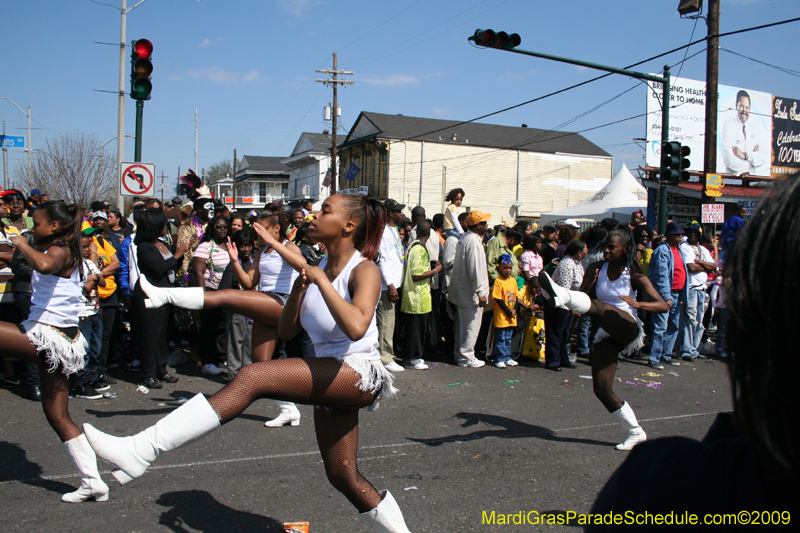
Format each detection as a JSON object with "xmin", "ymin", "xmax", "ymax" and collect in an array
[
  {"xmin": 772, "ymin": 96, "xmax": 800, "ymax": 177},
  {"xmin": 645, "ymin": 76, "xmax": 797, "ymax": 179}
]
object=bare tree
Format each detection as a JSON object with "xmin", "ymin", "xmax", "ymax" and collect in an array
[
  {"xmin": 205, "ymin": 158, "xmax": 240, "ymax": 185},
  {"xmin": 13, "ymin": 132, "xmax": 117, "ymax": 208}
]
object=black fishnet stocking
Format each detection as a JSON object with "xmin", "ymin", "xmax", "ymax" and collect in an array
[
  {"xmin": 315, "ymin": 407, "xmax": 382, "ymax": 512},
  {"xmin": 207, "ymin": 357, "xmax": 381, "ymax": 511},
  {"xmin": 0, "ymin": 321, "xmax": 80, "ymax": 441}
]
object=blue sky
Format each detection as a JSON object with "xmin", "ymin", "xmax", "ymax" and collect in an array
[{"xmin": 2, "ymin": 0, "xmax": 799, "ymax": 191}]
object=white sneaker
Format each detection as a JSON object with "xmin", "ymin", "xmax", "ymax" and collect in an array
[
  {"xmin": 495, "ymin": 361, "xmax": 507, "ymax": 368},
  {"xmin": 200, "ymin": 364, "xmax": 223, "ymax": 376},
  {"xmin": 506, "ymin": 359, "xmax": 519, "ymax": 366},
  {"xmin": 404, "ymin": 359, "xmax": 429, "ymax": 370},
  {"xmin": 458, "ymin": 359, "xmax": 486, "ymax": 368},
  {"xmin": 384, "ymin": 361, "xmax": 405, "ymax": 372}
]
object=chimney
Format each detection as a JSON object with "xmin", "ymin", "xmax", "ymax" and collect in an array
[
  {"xmin": 323, "ymin": 129, "xmax": 330, "ymax": 134},
  {"xmin": 452, "ymin": 133, "xmax": 458, "ymax": 142}
]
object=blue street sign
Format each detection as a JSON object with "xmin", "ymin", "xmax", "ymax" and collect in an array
[{"xmin": 0, "ymin": 136, "xmax": 25, "ymax": 148}]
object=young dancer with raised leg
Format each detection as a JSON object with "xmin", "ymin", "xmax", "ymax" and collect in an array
[
  {"xmin": 539, "ymin": 225, "xmax": 669, "ymax": 450},
  {"xmin": 0, "ymin": 201, "xmax": 108, "ymax": 502},
  {"xmin": 84, "ymin": 194, "xmax": 413, "ymax": 532}
]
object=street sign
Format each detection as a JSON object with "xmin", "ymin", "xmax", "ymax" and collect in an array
[
  {"xmin": 119, "ymin": 162, "xmax": 155, "ymax": 197},
  {"xmin": 0, "ymin": 136, "xmax": 25, "ymax": 148},
  {"xmin": 702, "ymin": 203, "xmax": 725, "ymax": 224}
]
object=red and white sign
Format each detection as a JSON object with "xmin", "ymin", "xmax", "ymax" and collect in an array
[
  {"xmin": 701, "ymin": 203, "xmax": 725, "ymax": 224},
  {"xmin": 241, "ymin": 197, "xmax": 254, "ymax": 204},
  {"xmin": 119, "ymin": 162, "xmax": 155, "ymax": 197},
  {"xmin": 224, "ymin": 196, "xmax": 234, "ymax": 204}
]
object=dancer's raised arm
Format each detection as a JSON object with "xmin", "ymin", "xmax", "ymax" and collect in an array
[
  {"xmin": 253, "ymin": 221, "xmax": 307, "ymax": 272},
  {"xmin": 10, "ymin": 234, "xmax": 69, "ymax": 275}
]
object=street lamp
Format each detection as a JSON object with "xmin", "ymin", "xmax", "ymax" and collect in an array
[{"xmin": 1, "ymin": 97, "xmax": 32, "ymax": 186}]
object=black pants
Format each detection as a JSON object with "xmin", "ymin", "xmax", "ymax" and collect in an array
[
  {"xmin": 199, "ymin": 293, "xmax": 224, "ymax": 366},
  {"xmin": 544, "ymin": 305, "xmax": 573, "ymax": 369},
  {"xmin": 397, "ymin": 311, "xmax": 429, "ymax": 363},
  {"xmin": 98, "ymin": 292, "xmax": 122, "ymax": 374},
  {"xmin": 135, "ymin": 285, "xmax": 169, "ymax": 379}
]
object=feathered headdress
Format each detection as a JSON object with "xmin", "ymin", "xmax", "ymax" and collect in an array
[{"xmin": 178, "ymin": 169, "xmax": 213, "ymax": 201}]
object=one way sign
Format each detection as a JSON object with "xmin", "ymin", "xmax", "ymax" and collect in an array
[{"xmin": 119, "ymin": 162, "xmax": 155, "ymax": 197}]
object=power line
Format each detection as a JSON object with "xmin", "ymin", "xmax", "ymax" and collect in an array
[{"xmin": 719, "ymin": 47, "xmax": 800, "ymax": 78}]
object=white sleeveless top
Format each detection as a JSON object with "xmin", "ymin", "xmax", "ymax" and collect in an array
[
  {"xmin": 28, "ymin": 257, "xmax": 83, "ymax": 329},
  {"xmin": 596, "ymin": 263, "xmax": 637, "ymax": 316},
  {"xmin": 259, "ymin": 240, "xmax": 299, "ymax": 294},
  {"xmin": 300, "ymin": 251, "xmax": 379, "ymax": 360}
]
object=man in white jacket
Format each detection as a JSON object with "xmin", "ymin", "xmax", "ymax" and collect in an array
[
  {"xmin": 377, "ymin": 199, "xmax": 406, "ymax": 372},
  {"xmin": 447, "ymin": 210, "xmax": 491, "ymax": 368}
]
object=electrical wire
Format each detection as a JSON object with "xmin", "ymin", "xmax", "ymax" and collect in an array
[{"xmin": 719, "ymin": 47, "xmax": 800, "ymax": 78}]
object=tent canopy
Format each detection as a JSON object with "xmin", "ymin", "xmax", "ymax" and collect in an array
[{"xmin": 539, "ymin": 164, "xmax": 647, "ymax": 224}]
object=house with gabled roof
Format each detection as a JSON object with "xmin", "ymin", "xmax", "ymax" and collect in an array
[
  {"xmin": 336, "ymin": 111, "xmax": 613, "ymax": 223},
  {"xmin": 232, "ymin": 155, "xmax": 290, "ymax": 210},
  {"xmin": 280, "ymin": 131, "xmax": 336, "ymax": 208}
]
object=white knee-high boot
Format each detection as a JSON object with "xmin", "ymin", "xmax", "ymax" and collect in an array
[
  {"xmin": 538, "ymin": 271, "xmax": 591, "ymax": 314},
  {"xmin": 61, "ymin": 434, "xmax": 109, "ymax": 503},
  {"xmin": 83, "ymin": 394, "xmax": 220, "ymax": 485},
  {"xmin": 360, "ymin": 490, "xmax": 412, "ymax": 533},
  {"xmin": 264, "ymin": 401, "xmax": 300, "ymax": 427},
  {"xmin": 610, "ymin": 401, "xmax": 647, "ymax": 451},
  {"xmin": 139, "ymin": 275, "xmax": 205, "ymax": 310}
]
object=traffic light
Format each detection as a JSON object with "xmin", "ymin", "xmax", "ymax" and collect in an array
[
  {"xmin": 130, "ymin": 39, "xmax": 153, "ymax": 100},
  {"xmin": 469, "ymin": 29, "xmax": 521, "ymax": 49},
  {"xmin": 661, "ymin": 141, "xmax": 682, "ymax": 183},
  {"xmin": 679, "ymin": 145, "xmax": 691, "ymax": 182}
]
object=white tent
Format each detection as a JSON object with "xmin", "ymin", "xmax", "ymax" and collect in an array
[{"xmin": 539, "ymin": 164, "xmax": 647, "ymax": 224}]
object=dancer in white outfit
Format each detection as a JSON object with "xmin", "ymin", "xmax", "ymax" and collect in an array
[
  {"xmin": 539, "ymin": 225, "xmax": 669, "ymax": 450},
  {"xmin": 0, "ymin": 201, "xmax": 108, "ymax": 503},
  {"xmin": 84, "ymin": 194, "xmax": 413, "ymax": 532}
]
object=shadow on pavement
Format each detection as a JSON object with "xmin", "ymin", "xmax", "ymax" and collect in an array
[
  {"xmin": 157, "ymin": 489, "xmax": 285, "ymax": 532},
  {"xmin": 0, "ymin": 441, "xmax": 76, "ymax": 494},
  {"xmin": 408, "ymin": 411, "xmax": 613, "ymax": 448}
]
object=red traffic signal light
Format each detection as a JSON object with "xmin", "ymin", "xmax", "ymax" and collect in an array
[
  {"xmin": 471, "ymin": 29, "xmax": 496, "ymax": 46},
  {"xmin": 130, "ymin": 39, "xmax": 153, "ymax": 101},
  {"xmin": 134, "ymin": 39, "xmax": 153, "ymax": 59},
  {"xmin": 469, "ymin": 29, "xmax": 521, "ymax": 49}
]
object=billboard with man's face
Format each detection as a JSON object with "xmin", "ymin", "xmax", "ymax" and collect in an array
[{"xmin": 645, "ymin": 75, "xmax": 797, "ymax": 179}]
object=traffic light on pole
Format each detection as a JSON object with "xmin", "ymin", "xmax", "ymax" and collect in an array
[
  {"xmin": 679, "ymin": 145, "xmax": 691, "ymax": 182},
  {"xmin": 662, "ymin": 141, "xmax": 682, "ymax": 183},
  {"xmin": 130, "ymin": 39, "xmax": 153, "ymax": 100},
  {"xmin": 469, "ymin": 29, "xmax": 521, "ymax": 49}
]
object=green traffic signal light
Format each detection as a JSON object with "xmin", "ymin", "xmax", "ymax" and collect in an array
[
  {"xmin": 679, "ymin": 145, "xmax": 691, "ymax": 182},
  {"xmin": 130, "ymin": 39, "xmax": 153, "ymax": 101},
  {"xmin": 661, "ymin": 141, "xmax": 682, "ymax": 183}
]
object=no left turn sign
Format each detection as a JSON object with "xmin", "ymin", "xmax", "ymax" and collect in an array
[{"xmin": 119, "ymin": 162, "xmax": 156, "ymax": 197}]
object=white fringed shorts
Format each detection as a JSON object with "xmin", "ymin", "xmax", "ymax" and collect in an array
[{"xmin": 22, "ymin": 320, "xmax": 88, "ymax": 375}]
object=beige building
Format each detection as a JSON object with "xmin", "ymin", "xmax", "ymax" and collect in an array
[{"xmin": 337, "ymin": 112, "xmax": 613, "ymax": 224}]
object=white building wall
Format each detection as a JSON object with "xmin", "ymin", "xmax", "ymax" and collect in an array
[{"xmin": 386, "ymin": 141, "xmax": 612, "ymax": 225}]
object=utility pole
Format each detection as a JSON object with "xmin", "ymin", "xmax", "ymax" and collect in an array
[
  {"xmin": 160, "ymin": 170, "xmax": 165, "ymax": 203},
  {"xmin": 2, "ymin": 120, "xmax": 7, "ymax": 190},
  {"xmin": 117, "ymin": 0, "xmax": 127, "ymax": 214},
  {"xmin": 232, "ymin": 148, "xmax": 237, "ymax": 209},
  {"xmin": 316, "ymin": 53, "xmax": 354, "ymax": 194},
  {"xmin": 195, "ymin": 107, "xmax": 198, "ymax": 172},
  {"xmin": 703, "ymin": 0, "xmax": 720, "ymax": 201}
]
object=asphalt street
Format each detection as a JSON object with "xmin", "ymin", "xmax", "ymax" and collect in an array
[{"xmin": 0, "ymin": 351, "xmax": 732, "ymax": 533}]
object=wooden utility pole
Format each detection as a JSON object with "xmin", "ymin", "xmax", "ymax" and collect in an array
[
  {"xmin": 316, "ymin": 53, "xmax": 354, "ymax": 194},
  {"xmin": 160, "ymin": 170, "xmax": 165, "ymax": 203},
  {"xmin": 232, "ymin": 148, "xmax": 237, "ymax": 210},
  {"xmin": 703, "ymin": 0, "xmax": 720, "ymax": 201}
]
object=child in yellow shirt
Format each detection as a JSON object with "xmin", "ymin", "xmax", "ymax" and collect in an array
[{"xmin": 492, "ymin": 254, "xmax": 520, "ymax": 368}]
